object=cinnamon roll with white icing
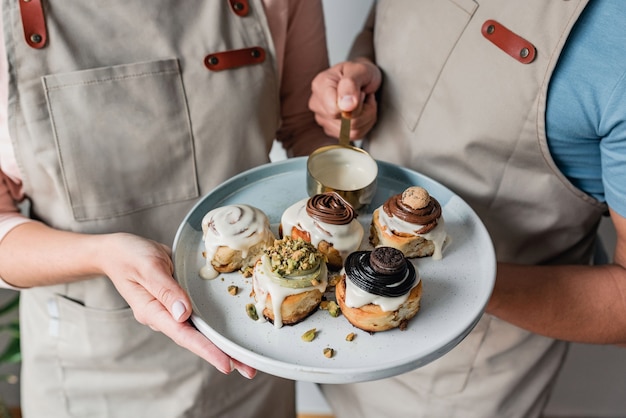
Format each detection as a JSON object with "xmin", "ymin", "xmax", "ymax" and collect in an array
[{"xmin": 200, "ymin": 204, "xmax": 275, "ymax": 279}]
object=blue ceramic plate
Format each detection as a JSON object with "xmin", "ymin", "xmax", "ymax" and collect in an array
[{"xmin": 172, "ymin": 157, "xmax": 495, "ymax": 384}]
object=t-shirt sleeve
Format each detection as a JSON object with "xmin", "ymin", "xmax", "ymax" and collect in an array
[{"xmin": 599, "ymin": 70, "xmax": 626, "ymax": 218}]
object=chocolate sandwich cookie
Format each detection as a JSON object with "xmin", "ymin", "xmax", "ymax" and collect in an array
[{"xmin": 344, "ymin": 247, "xmax": 416, "ymax": 297}]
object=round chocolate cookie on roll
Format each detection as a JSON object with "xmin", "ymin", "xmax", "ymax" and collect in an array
[
  {"xmin": 370, "ymin": 186, "xmax": 448, "ymax": 259},
  {"xmin": 281, "ymin": 192, "xmax": 364, "ymax": 270},
  {"xmin": 336, "ymin": 246, "xmax": 422, "ymax": 332}
]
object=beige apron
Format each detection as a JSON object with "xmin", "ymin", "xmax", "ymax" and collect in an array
[
  {"xmin": 322, "ymin": 1, "xmax": 608, "ymax": 417},
  {"xmin": 3, "ymin": 1, "xmax": 295, "ymax": 417}
]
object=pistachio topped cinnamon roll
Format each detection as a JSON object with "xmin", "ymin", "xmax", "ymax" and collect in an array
[
  {"xmin": 251, "ymin": 237, "xmax": 328, "ymax": 328},
  {"xmin": 281, "ymin": 192, "xmax": 364, "ymax": 270},
  {"xmin": 370, "ymin": 187, "xmax": 448, "ymax": 259}
]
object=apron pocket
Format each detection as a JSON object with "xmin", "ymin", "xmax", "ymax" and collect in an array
[
  {"xmin": 43, "ymin": 59, "xmax": 199, "ymax": 221},
  {"xmin": 52, "ymin": 294, "xmax": 199, "ymax": 417}
]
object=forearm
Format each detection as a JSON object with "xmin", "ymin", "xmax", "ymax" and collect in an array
[
  {"xmin": 0, "ymin": 215, "xmax": 250, "ymax": 376},
  {"xmin": 0, "ymin": 221, "xmax": 104, "ymax": 287},
  {"xmin": 487, "ymin": 261, "xmax": 626, "ymax": 344},
  {"xmin": 276, "ymin": 0, "xmax": 334, "ymax": 157}
]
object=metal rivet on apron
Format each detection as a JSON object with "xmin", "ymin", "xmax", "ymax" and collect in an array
[
  {"xmin": 30, "ymin": 33, "xmax": 42, "ymax": 43},
  {"xmin": 233, "ymin": 2, "xmax": 244, "ymax": 11},
  {"xmin": 487, "ymin": 24, "xmax": 495, "ymax": 34},
  {"xmin": 520, "ymin": 48, "xmax": 530, "ymax": 58},
  {"xmin": 251, "ymin": 49, "xmax": 260, "ymax": 58},
  {"xmin": 208, "ymin": 56, "xmax": 219, "ymax": 65}
]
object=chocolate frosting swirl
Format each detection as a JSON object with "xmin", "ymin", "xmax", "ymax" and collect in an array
[
  {"xmin": 306, "ymin": 192, "xmax": 357, "ymax": 225},
  {"xmin": 383, "ymin": 193, "xmax": 442, "ymax": 234},
  {"xmin": 344, "ymin": 247, "xmax": 416, "ymax": 297}
]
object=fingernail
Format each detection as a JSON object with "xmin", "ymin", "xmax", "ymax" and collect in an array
[
  {"xmin": 338, "ymin": 95, "xmax": 356, "ymax": 111},
  {"xmin": 236, "ymin": 366, "xmax": 256, "ymax": 380},
  {"xmin": 172, "ymin": 300, "xmax": 186, "ymax": 321},
  {"xmin": 217, "ymin": 360, "xmax": 235, "ymax": 375}
]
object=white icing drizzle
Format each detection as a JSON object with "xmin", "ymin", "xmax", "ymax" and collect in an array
[
  {"xmin": 252, "ymin": 254, "xmax": 328, "ymax": 328},
  {"xmin": 200, "ymin": 204, "xmax": 274, "ymax": 279},
  {"xmin": 281, "ymin": 198, "xmax": 363, "ymax": 259},
  {"xmin": 377, "ymin": 209, "xmax": 448, "ymax": 260},
  {"xmin": 343, "ymin": 269, "xmax": 421, "ymax": 312}
]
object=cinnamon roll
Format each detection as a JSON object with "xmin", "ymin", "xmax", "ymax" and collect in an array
[
  {"xmin": 200, "ymin": 204, "xmax": 275, "ymax": 279},
  {"xmin": 336, "ymin": 247, "xmax": 422, "ymax": 332},
  {"xmin": 251, "ymin": 237, "xmax": 328, "ymax": 328},
  {"xmin": 280, "ymin": 192, "xmax": 364, "ymax": 270},
  {"xmin": 370, "ymin": 186, "xmax": 448, "ymax": 259}
]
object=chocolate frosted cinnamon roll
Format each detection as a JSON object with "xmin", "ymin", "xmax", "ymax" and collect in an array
[
  {"xmin": 382, "ymin": 189, "xmax": 441, "ymax": 234},
  {"xmin": 200, "ymin": 204, "xmax": 275, "ymax": 279},
  {"xmin": 370, "ymin": 187, "xmax": 448, "ymax": 259},
  {"xmin": 306, "ymin": 192, "xmax": 357, "ymax": 225},
  {"xmin": 281, "ymin": 192, "xmax": 364, "ymax": 270},
  {"xmin": 336, "ymin": 247, "xmax": 422, "ymax": 332}
]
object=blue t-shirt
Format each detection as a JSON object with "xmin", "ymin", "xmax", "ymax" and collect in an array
[{"xmin": 546, "ymin": 0, "xmax": 626, "ymax": 217}]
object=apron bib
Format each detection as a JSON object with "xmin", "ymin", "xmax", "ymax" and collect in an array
[
  {"xmin": 3, "ymin": 1, "xmax": 294, "ymax": 416},
  {"xmin": 323, "ymin": 1, "xmax": 606, "ymax": 417}
]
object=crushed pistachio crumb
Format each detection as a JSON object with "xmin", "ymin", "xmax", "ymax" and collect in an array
[
  {"xmin": 264, "ymin": 237, "xmax": 324, "ymax": 277},
  {"xmin": 246, "ymin": 303, "xmax": 258, "ymax": 321},
  {"xmin": 323, "ymin": 347, "xmax": 334, "ymax": 358},
  {"xmin": 328, "ymin": 272, "xmax": 342, "ymax": 287},
  {"xmin": 345, "ymin": 332, "xmax": 356, "ymax": 342},
  {"xmin": 301, "ymin": 328, "xmax": 317, "ymax": 342},
  {"xmin": 227, "ymin": 285, "xmax": 238, "ymax": 296},
  {"xmin": 327, "ymin": 301, "xmax": 340, "ymax": 317},
  {"xmin": 241, "ymin": 266, "xmax": 254, "ymax": 278}
]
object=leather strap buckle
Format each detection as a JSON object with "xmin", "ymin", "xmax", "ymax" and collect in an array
[
  {"xmin": 482, "ymin": 20, "xmax": 536, "ymax": 64},
  {"xmin": 204, "ymin": 47, "xmax": 266, "ymax": 71},
  {"xmin": 19, "ymin": 0, "xmax": 48, "ymax": 49}
]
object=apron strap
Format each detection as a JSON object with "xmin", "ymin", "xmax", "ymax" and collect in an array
[
  {"xmin": 482, "ymin": 19, "xmax": 536, "ymax": 64},
  {"xmin": 205, "ymin": 46, "xmax": 266, "ymax": 71},
  {"xmin": 18, "ymin": 0, "xmax": 48, "ymax": 49}
]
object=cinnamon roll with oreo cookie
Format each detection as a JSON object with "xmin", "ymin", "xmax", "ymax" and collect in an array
[
  {"xmin": 200, "ymin": 204, "xmax": 275, "ymax": 279},
  {"xmin": 336, "ymin": 246, "xmax": 422, "ymax": 332},
  {"xmin": 280, "ymin": 192, "xmax": 364, "ymax": 270},
  {"xmin": 370, "ymin": 186, "xmax": 448, "ymax": 259}
]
